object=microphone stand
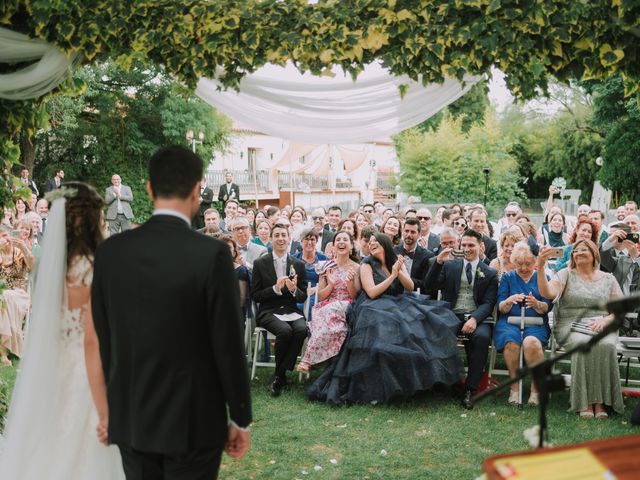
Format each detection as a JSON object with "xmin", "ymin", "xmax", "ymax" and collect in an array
[{"xmin": 472, "ymin": 310, "xmax": 626, "ymax": 449}]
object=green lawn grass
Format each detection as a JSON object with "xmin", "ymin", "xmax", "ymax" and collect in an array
[{"xmin": 2, "ymin": 362, "xmax": 638, "ymax": 479}]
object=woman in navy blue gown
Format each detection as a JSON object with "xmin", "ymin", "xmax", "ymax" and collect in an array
[{"xmin": 307, "ymin": 233, "xmax": 463, "ymax": 405}]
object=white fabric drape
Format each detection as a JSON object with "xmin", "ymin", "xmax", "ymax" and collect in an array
[
  {"xmin": 0, "ymin": 27, "xmax": 78, "ymax": 100},
  {"xmin": 197, "ymin": 63, "xmax": 481, "ymax": 143}
]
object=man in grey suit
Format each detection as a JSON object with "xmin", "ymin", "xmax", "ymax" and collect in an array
[
  {"xmin": 231, "ymin": 216, "xmax": 267, "ymax": 268},
  {"xmin": 105, "ymin": 174, "xmax": 134, "ymax": 235}
]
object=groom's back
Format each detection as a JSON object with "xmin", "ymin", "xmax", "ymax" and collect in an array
[{"xmin": 93, "ymin": 215, "xmax": 250, "ymax": 453}]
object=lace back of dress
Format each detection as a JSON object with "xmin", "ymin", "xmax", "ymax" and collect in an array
[{"xmin": 61, "ymin": 256, "xmax": 93, "ymax": 346}]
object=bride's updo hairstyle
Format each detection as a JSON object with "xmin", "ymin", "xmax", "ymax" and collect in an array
[{"xmin": 64, "ymin": 181, "xmax": 105, "ymax": 265}]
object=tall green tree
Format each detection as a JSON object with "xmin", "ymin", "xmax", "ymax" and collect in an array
[
  {"xmin": 34, "ymin": 61, "xmax": 230, "ymax": 221},
  {"xmin": 397, "ymin": 110, "xmax": 523, "ymax": 214},
  {"xmin": 590, "ymin": 76, "xmax": 640, "ymax": 203}
]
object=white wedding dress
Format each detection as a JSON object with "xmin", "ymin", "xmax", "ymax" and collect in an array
[{"xmin": 0, "ymin": 199, "xmax": 124, "ymax": 479}]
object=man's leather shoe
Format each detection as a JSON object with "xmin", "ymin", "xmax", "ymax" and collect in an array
[
  {"xmin": 270, "ymin": 376, "xmax": 285, "ymax": 397},
  {"xmin": 461, "ymin": 390, "xmax": 474, "ymax": 410}
]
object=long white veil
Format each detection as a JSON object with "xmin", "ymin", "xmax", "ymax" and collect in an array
[{"xmin": 0, "ymin": 198, "xmax": 66, "ymax": 468}]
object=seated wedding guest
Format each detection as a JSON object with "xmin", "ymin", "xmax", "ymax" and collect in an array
[
  {"xmin": 453, "ymin": 216, "xmax": 468, "ymax": 236},
  {"xmin": 600, "ymin": 223, "xmax": 639, "ymax": 297},
  {"xmin": 321, "ymin": 206, "xmax": 342, "ymax": 251},
  {"xmin": 35, "ymin": 198, "xmax": 49, "ymax": 233},
  {"xmin": 626, "ymin": 200, "xmax": 638, "ymax": 216},
  {"xmin": 16, "ymin": 218, "xmax": 40, "ymax": 257},
  {"xmin": 252, "ymin": 223, "xmax": 308, "ymax": 396},
  {"xmin": 324, "ymin": 218, "xmax": 360, "ymax": 258},
  {"xmin": 219, "ymin": 198, "xmax": 239, "ymax": 232},
  {"xmin": 28, "ymin": 192, "xmax": 37, "ymax": 211},
  {"xmin": 245, "ymin": 207, "xmax": 256, "ymax": 230},
  {"xmin": 231, "ymin": 216, "xmax": 267, "ymax": 268},
  {"xmin": 289, "ymin": 207, "xmax": 307, "ymax": 241},
  {"xmin": 221, "ymin": 234, "xmax": 251, "ymax": 314},
  {"xmin": 553, "ymin": 218, "xmax": 598, "ymax": 272},
  {"xmin": 538, "ymin": 240, "xmax": 624, "ymax": 418},
  {"xmin": 253, "ymin": 209, "xmax": 267, "ymax": 227},
  {"xmin": 497, "ymin": 203, "xmax": 521, "ymax": 235},
  {"xmin": 196, "ymin": 207, "xmax": 220, "ymax": 233},
  {"xmin": 381, "ymin": 207, "xmax": 395, "ymax": 225},
  {"xmin": 381, "ymin": 215, "xmax": 402, "ymax": 245},
  {"xmin": 468, "ymin": 208, "xmax": 498, "ymax": 263},
  {"xmin": 23, "ymin": 211, "xmax": 43, "ymax": 249},
  {"xmin": 425, "ymin": 229, "xmax": 498, "ymax": 409},
  {"xmin": 449, "ymin": 203, "xmax": 463, "ymax": 216},
  {"xmin": 589, "ymin": 209, "xmax": 608, "ymax": 246},
  {"xmin": 0, "ymin": 226, "xmax": 33, "ymax": 366},
  {"xmin": 495, "ymin": 242, "xmax": 551, "ymax": 405},
  {"xmin": 310, "ymin": 207, "xmax": 328, "ymax": 252},
  {"xmin": 394, "ymin": 218, "xmax": 433, "ymax": 292},
  {"xmin": 431, "ymin": 206, "xmax": 447, "ymax": 234},
  {"xmin": 14, "ymin": 197, "xmax": 30, "ymax": 223},
  {"xmin": 202, "ymin": 224, "xmax": 220, "ymax": 237},
  {"xmin": 274, "ymin": 217, "xmax": 301, "ymax": 256},
  {"xmin": 441, "ymin": 208, "xmax": 458, "ymax": 230},
  {"xmin": 252, "ymin": 219, "xmax": 272, "ymax": 249},
  {"xmin": 296, "ymin": 231, "xmax": 360, "ymax": 374},
  {"xmin": 490, "ymin": 229, "xmax": 524, "ymax": 281},
  {"xmin": 2, "ymin": 207, "xmax": 14, "ymax": 228},
  {"xmin": 355, "ymin": 211, "xmax": 372, "ymax": 234},
  {"xmin": 307, "ymin": 232, "xmax": 463, "ymax": 405},
  {"xmin": 416, "ymin": 207, "xmax": 439, "ymax": 251},
  {"xmin": 359, "ymin": 225, "xmax": 376, "ymax": 258},
  {"xmin": 514, "ymin": 214, "xmax": 540, "ymax": 256},
  {"xmin": 293, "ymin": 228, "xmax": 328, "ymax": 321},
  {"xmin": 541, "ymin": 210, "xmax": 569, "ymax": 247}
]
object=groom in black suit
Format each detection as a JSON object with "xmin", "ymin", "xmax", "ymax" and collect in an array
[
  {"xmin": 252, "ymin": 223, "xmax": 308, "ymax": 396},
  {"xmin": 393, "ymin": 217, "xmax": 433, "ymax": 292},
  {"xmin": 425, "ymin": 228, "xmax": 498, "ymax": 409},
  {"xmin": 92, "ymin": 146, "xmax": 252, "ymax": 479}
]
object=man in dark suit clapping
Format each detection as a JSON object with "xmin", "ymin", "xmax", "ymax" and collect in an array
[
  {"xmin": 252, "ymin": 223, "xmax": 308, "ymax": 397},
  {"xmin": 425, "ymin": 228, "xmax": 498, "ymax": 409},
  {"xmin": 91, "ymin": 146, "xmax": 251, "ymax": 479},
  {"xmin": 394, "ymin": 217, "xmax": 433, "ymax": 292}
]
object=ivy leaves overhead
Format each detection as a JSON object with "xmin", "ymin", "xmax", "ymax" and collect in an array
[{"xmin": 2, "ymin": 0, "xmax": 640, "ymax": 99}]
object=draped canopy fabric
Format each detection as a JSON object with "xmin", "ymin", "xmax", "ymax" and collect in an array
[
  {"xmin": 0, "ymin": 27, "xmax": 78, "ymax": 100},
  {"xmin": 196, "ymin": 63, "xmax": 481, "ymax": 143}
]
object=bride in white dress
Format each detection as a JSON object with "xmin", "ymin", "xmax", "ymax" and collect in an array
[{"xmin": 0, "ymin": 183, "xmax": 124, "ymax": 479}]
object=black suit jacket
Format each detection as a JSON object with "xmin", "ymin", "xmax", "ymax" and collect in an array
[
  {"xmin": 92, "ymin": 215, "xmax": 251, "ymax": 453},
  {"xmin": 394, "ymin": 244, "xmax": 434, "ymax": 292},
  {"xmin": 193, "ymin": 186, "xmax": 214, "ymax": 229},
  {"xmin": 218, "ymin": 182, "xmax": 240, "ymax": 202},
  {"xmin": 321, "ymin": 225, "xmax": 337, "ymax": 251},
  {"xmin": 482, "ymin": 235, "xmax": 498, "ymax": 263},
  {"xmin": 425, "ymin": 258, "xmax": 498, "ymax": 323},
  {"xmin": 251, "ymin": 253, "xmax": 307, "ymax": 324},
  {"xmin": 44, "ymin": 177, "xmax": 61, "ymax": 193}
]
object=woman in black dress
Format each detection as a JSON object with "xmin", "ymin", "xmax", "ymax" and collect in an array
[{"xmin": 307, "ymin": 233, "xmax": 463, "ymax": 405}]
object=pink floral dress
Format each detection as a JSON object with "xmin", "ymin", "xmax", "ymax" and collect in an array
[{"xmin": 301, "ymin": 267, "xmax": 353, "ymax": 367}]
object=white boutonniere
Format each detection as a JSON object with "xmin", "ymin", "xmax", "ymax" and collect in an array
[{"xmin": 476, "ymin": 268, "xmax": 485, "ymax": 279}]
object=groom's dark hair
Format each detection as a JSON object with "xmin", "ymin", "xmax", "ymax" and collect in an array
[{"xmin": 149, "ymin": 145, "xmax": 203, "ymax": 199}]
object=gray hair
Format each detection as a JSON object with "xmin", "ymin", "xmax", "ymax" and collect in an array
[{"xmin": 510, "ymin": 241, "xmax": 535, "ymax": 264}]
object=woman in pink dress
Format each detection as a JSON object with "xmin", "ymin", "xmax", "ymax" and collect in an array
[{"xmin": 297, "ymin": 231, "xmax": 360, "ymax": 373}]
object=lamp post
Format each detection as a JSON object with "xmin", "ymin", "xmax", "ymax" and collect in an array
[
  {"xmin": 186, "ymin": 130, "xmax": 204, "ymax": 153},
  {"xmin": 482, "ymin": 166, "xmax": 491, "ymax": 206}
]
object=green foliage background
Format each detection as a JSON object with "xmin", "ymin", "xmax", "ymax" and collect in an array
[
  {"xmin": 33, "ymin": 62, "xmax": 231, "ymax": 222},
  {"xmin": 397, "ymin": 111, "xmax": 523, "ymax": 212}
]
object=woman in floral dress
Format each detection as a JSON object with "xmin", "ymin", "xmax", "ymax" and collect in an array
[{"xmin": 297, "ymin": 231, "xmax": 360, "ymax": 373}]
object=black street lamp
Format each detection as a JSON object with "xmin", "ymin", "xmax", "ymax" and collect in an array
[{"xmin": 482, "ymin": 166, "xmax": 490, "ymax": 206}]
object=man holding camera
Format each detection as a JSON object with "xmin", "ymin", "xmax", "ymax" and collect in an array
[
  {"xmin": 425, "ymin": 229, "xmax": 498, "ymax": 409},
  {"xmin": 601, "ymin": 217, "xmax": 640, "ymax": 297},
  {"xmin": 252, "ymin": 224, "xmax": 307, "ymax": 397}
]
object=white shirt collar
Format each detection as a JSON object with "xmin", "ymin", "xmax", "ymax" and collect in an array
[
  {"xmin": 153, "ymin": 208, "xmax": 191, "ymax": 226},
  {"xmin": 464, "ymin": 257, "xmax": 480, "ymax": 272}
]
